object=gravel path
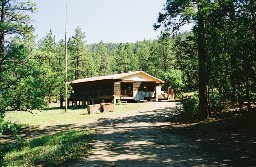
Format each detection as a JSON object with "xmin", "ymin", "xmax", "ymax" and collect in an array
[{"xmin": 70, "ymin": 102, "xmax": 208, "ymax": 167}]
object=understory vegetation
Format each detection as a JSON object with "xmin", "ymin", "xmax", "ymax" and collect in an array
[
  {"xmin": 1, "ymin": 130, "xmax": 91, "ymax": 166},
  {"xmin": 181, "ymin": 95, "xmax": 199, "ymax": 119},
  {"xmin": 0, "ymin": 117, "xmax": 21, "ymax": 139}
]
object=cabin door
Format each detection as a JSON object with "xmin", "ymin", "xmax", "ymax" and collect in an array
[{"xmin": 121, "ymin": 82, "xmax": 133, "ymax": 97}]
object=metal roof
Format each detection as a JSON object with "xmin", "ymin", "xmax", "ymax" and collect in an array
[{"xmin": 71, "ymin": 71, "xmax": 164, "ymax": 84}]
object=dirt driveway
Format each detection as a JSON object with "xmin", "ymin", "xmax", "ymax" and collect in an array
[
  {"xmin": 70, "ymin": 102, "xmax": 207, "ymax": 166},
  {"xmin": 70, "ymin": 101, "xmax": 256, "ymax": 167},
  {"xmin": 2, "ymin": 101, "xmax": 255, "ymax": 166}
]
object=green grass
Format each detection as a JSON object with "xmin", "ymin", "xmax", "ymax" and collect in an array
[
  {"xmin": 4, "ymin": 103, "xmax": 149, "ymax": 128},
  {"xmin": 1, "ymin": 130, "xmax": 91, "ymax": 167},
  {"xmin": 1, "ymin": 103, "xmax": 150, "ymax": 166}
]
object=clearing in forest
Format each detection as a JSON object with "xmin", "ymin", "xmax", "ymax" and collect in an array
[{"xmin": 2, "ymin": 102, "xmax": 256, "ymax": 166}]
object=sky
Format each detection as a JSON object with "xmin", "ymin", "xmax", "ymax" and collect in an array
[{"xmin": 32, "ymin": 0, "xmax": 191, "ymax": 44}]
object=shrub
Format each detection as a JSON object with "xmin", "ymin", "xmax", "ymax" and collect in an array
[
  {"xmin": 0, "ymin": 118, "xmax": 21, "ymax": 136},
  {"xmin": 0, "ymin": 146, "xmax": 6, "ymax": 167},
  {"xmin": 0, "ymin": 117, "xmax": 21, "ymax": 167},
  {"xmin": 181, "ymin": 94, "xmax": 199, "ymax": 119}
]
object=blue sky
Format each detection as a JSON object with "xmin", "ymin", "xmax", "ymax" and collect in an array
[{"xmin": 32, "ymin": 0, "xmax": 191, "ymax": 44}]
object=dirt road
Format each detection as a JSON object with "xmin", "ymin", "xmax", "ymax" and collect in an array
[
  {"xmin": 2, "ymin": 101, "xmax": 255, "ymax": 166},
  {"xmin": 71, "ymin": 102, "xmax": 209, "ymax": 166},
  {"xmin": 70, "ymin": 101, "xmax": 256, "ymax": 166}
]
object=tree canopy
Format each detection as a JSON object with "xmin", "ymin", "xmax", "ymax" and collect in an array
[
  {"xmin": 155, "ymin": 0, "xmax": 256, "ymax": 119},
  {"xmin": 0, "ymin": 0, "xmax": 255, "ymax": 120}
]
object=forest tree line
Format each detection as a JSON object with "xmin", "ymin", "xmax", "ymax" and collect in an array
[
  {"xmin": 1, "ymin": 26, "xmax": 191, "ymax": 111},
  {"xmin": 155, "ymin": 0, "xmax": 255, "ymax": 119},
  {"xmin": 0, "ymin": 0, "xmax": 255, "ymax": 120}
]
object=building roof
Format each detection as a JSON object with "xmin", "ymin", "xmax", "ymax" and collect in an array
[{"xmin": 71, "ymin": 71, "xmax": 165, "ymax": 84}]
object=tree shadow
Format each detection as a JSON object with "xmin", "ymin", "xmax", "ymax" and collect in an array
[
  {"xmin": 167, "ymin": 110, "xmax": 256, "ymax": 166},
  {"xmin": 67, "ymin": 105, "xmax": 255, "ymax": 166},
  {"xmin": 1, "ymin": 103, "xmax": 256, "ymax": 166}
]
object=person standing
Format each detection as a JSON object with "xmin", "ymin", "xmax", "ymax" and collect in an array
[{"xmin": 170, "ymin": 89, "xmax": 175, "ymax": 100}]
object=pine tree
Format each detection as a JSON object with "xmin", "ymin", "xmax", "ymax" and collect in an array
[
  {"xmin": 0, "ymin": 0, "xmax": 36, "ymax": 116},
  {"xmin": 68, "ymin": 27, "xmax": 90, "ymax": 80},
  {"xmin": 96, "ymin": 40, "xmax": 112, "ymax": 75}
]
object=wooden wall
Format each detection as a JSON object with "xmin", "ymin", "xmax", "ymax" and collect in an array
[
  {"xmin": 71, "ymin": 79, "xmax": 159, "ymax": 102},
  {"xmin": 114, "ymin": 81, "xmax": 157, "ymax": 98},
  {"xmin": 71, "ymin": 80, "xmax": 114, "ymax": 100},
  {"xmin": 114, "ymin": 82, "xmax": 121, "ymax": 97},
  {"xmin": 133, "ymin": 82, "xmax": 142, "ymax": 92}
]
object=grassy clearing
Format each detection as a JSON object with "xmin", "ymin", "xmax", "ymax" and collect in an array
[
  {"xmin": 1, "ymin": 103, "xmax": 154, "ymax": 166},
  {"xmin": 1, "ymin": 130, "xmax": 91, "ymax": 167},
  {"xmin": 4, "ymin": 103, "xmax": 149, "ymax": 128},
  {"xmin": 5, "ymin": 109, "xmax": 87, "ymax": 128}
]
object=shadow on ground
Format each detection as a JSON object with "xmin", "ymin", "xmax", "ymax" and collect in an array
[
  {"xmin": 72, "ymin": 105, "xmax": 256, "ymax": 166},
  {"xmin": 1, "ymin": 103, "xmax": 256, "ymax": 166},
  {"xmin": 169, "ymin": 110, "xmax": 256, "ymax": 166}
]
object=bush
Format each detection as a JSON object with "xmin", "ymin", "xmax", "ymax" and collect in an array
[
  {"xmin": 208, "ymin": 88, "xmax": 227, "ymax": 112},
  {"xmin": 181, "ymin": 95, "xmax": 199, "ymax": 119},
  {"xmin": 0, "ymin": 150, "xmax": 7, "ymax": 167},
  {"xmin": 0, "ymin": 145, "xmax": 5, "ymax": 167},
  {"xmin": 0, "ymin": 117, "xmax": 21, "ymax": 136},
  {"xmin": 0, "ymin": 117, "xmax": 20, "ymax": 167}
]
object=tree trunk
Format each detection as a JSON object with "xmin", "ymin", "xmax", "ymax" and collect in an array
[
  {"xmin": 230, "ymin": 1, "xmax": 237, "ymax": 106},
  {"xmin": 163, "ymin": 40, "xmax": 168, "ymax": 72},
  {"xmin": 197, "ymin": 2, "xmax": 209, "ymax": 120},
  {"xmin": 0, "ymin": 0, "xmax": 5, "ymax": 53},
  {"xmin": 75, "ymin": 56, "xmax": 79, "ymax": 79},
  {"xmin": 60, "ymin": 94, "xmax": 64, "ymax": 108},
  {"xmin": 0, "ymin": 0, "xmax": 6, "ymax": 79}
]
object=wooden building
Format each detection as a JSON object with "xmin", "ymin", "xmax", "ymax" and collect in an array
[{"xmin": 69, "ymin": 71, "xmax": 165, "ymax": 106}]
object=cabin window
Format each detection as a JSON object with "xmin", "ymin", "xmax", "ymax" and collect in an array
[
  {"xmin": 121, "ymin": 82, "xmax": 133, "ymax": 97},
  {"xmin": 138, "ymin": 83, "xmax": 155, "ymax": 92},
  {"xmin": 146, "ymin": 86, "xmax": 155, "ymax": 92}
]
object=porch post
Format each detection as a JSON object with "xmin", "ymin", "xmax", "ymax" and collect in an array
[
  {"xmin": 155, "ymin": 84, "xmax": 159, "ymax": 102},
  {"xmin": 113, "ymin": 95, "xmax": 116, "ymax": 104}
]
